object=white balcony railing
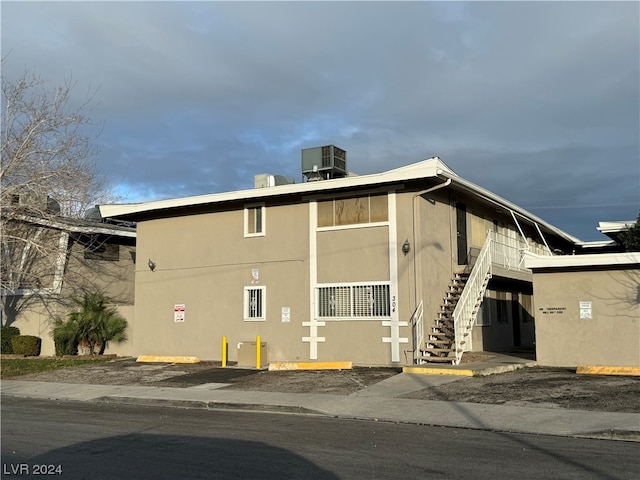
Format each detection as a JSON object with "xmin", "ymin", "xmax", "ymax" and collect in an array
[{"xmin": 451, "ymin": 231, "xmax": 552, "ymax": 364}]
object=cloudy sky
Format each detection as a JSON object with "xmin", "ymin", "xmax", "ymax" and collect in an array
[{"xmin": 2, "ymin": 1, "xmax": 638, "ymax": 241}]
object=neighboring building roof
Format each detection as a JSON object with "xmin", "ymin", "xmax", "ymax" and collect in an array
[
  {"xmin": 100, "ymin": 157, "xmax": 580, "ymax": 244},
  {"xmin": 13, "ymin": 214, "xmax": 136, "ymax": 238},
  {"xmin": 525, "ymin": 252, "xmax": 640, "ymax": 269},
  {"xmin": 596, "ymin": 220, "xmax": 635, "ymax": 243},
  {"xmin": 597, "ymin": 220, "xmax": 635, "ymax": 234}
]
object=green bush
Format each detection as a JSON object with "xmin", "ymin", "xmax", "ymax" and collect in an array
[
  {"xmin": 1, "ymin": 326, "xmax": 21, "ymax": 354},
  {"xmin": 11, "ymin": 335, "xmax": 42, "ymax": 356},
  {"xmin": 53, "ymin": 319, "xmax": 78, "ymax": 356}
]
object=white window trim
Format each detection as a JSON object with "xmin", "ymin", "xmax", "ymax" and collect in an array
[
  {"xmin": 244, "ymin": 285, "xmax": 266, "ymax": 321},
  {"xmin": 244, "ymin": 202, "xmax": 265, "ymax": 237},
  {"xmin": 316, "ymin": 220, "xmax": 389, "ymax": 232}
]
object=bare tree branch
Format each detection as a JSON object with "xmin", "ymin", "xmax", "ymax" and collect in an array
[{"xmin": 1, "ymin": 67, "xmax": 119, "ymax": 325}]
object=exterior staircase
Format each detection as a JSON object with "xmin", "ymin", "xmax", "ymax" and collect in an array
[
  {"xmin": 411, "ymin": 230, "xmax": 546, "ymax": 366},
  {"xmin": 419, "ymin": 273, "xmax": 469, "ymax": 363}
]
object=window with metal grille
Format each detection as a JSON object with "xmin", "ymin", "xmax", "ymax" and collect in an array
[
  {"xmin": 244, "ymin": 286, "xmax": 265, "ymax": 321},
  {"xmin": 317, "ymin": 283, "xmax": 390, "ymax": 319}
]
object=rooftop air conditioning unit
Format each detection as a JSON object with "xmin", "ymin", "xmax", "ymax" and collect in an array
[{"xmin": 301, "ymin": 145, "xmax": 347, "ymax": 182}]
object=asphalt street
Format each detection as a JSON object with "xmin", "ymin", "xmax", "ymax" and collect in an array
[{"xmin": 2, "ymin": 397, "xmax": 638, "ymax": 480}]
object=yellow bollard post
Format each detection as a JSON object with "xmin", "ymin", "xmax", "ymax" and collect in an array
[
  {"xmin": 222, "ymin": 336, "xmax": 227, "ymax": 368},
  {"xmin": 256, "ymin": 335, "xmax": 261, "ymax": 370}
]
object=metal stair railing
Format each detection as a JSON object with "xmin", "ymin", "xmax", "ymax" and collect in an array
[
  {"xmin": 489, "ymin": 230, "xmax": 551, "ymax": 272},
  {"xmin": 452, "ymin": 234, "xmax": 493, "ymax": 365},
  {"xmin": 410, "ymin": 300, "xmax": 424, "ymax": 365},
  {"xmin": 451, "ymin": 230, "xmax": 552, "ymax": 365}
]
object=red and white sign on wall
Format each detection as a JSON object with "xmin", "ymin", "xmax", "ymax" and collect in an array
[{"xmin": 174, "ymin": 304, "xmax": 185, "ymax": 322}]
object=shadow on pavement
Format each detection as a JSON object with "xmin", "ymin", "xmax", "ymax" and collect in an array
[{"xmin": 6, "ymin": 434, "xmax": 339, "ymax": 480}]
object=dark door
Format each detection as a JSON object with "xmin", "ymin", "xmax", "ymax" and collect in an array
[
  {"xmin": 512, "ymin": 293, "xmax": 522, "ymax": 347},
  {"xmin": 456, "ymin": 203, "xmax": 468, "ymax": 265}
]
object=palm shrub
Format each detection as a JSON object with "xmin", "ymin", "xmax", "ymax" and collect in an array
[
  {"xmin": 56, "ymin": 293, "xmax": 128, "ymax": 355},
  {"xmin": 52, "ymin": 317, "xmax": 79, "ymax": 356}
]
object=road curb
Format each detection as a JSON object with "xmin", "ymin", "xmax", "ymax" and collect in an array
[
  {"xmin": 90, "ymin": 395, "xmax": 640, "ymax": 443},
  {"xmin": 403, "ymin": 366, "xmax": 474, "ymax": 376},
  {"xmin": 577, "ymin": 366, "xmax": 640, "ymax": 376},
  {"xmin": 136, "ymin": 355, "xmax": 200, "ymax": 364},
  {"xmin": 403, "ymin": 362, "xmax": 536, "ymax": 377},
  {"xmin": 269, "ymin": 361, "xmax": 353, "ymax": 371},
  {"xmin": 95, "ymin": 395, "xmax": 325, "ymax": 416}
]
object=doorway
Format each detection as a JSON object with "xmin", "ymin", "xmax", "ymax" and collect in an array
[{"xmin": 456, "ymin": 203, "xmax": 468, "ymax": 265}]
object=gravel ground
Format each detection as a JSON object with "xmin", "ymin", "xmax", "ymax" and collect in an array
[
  {"xmin": 3, "ymin": 357, "xmax": 639, "ymax": 413},
  {"xmin": 401, "ymin": 366, "xmax": 640, "ymax": 413}
]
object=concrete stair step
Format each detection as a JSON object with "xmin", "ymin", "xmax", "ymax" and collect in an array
[
  {"xmin": 419, "ymin": 355, "xmax": 454, "ymax": 363},
  {"xmin": 423, "ymin": 347, "xmax": 454, "ymax": 354}
]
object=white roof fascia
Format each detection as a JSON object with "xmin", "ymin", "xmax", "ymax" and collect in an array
[
  {"xmin": 12, "ymin": 214, "xmax": 136, "ymax": 238},
  {"xmin": 525, "ymin": 252, "xmax": 640, "ymax": 269},
  {"xmin": 61, "ymin": 223, "xmax": 136, "ymax": 238},
  {"xmin": 100, "ymin": 157, "xmax": 447, "ymax": 219},
  {"xmin": 99, "ymin": 156, "xmax": 579, "ymax": 244},
  {"xmin": 597, "ymin": 220, "xmax": 634, "ymax": 234},
  {"xmin": 436, "ymin": 172, "xmax": 582, "ymax": 244},
  {"xmin": 576, "ymin": 240, "xmax": 618, "ymax": 249}
]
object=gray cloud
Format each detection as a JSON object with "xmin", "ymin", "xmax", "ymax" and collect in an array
[{"xmin": 2, "ymin": 1, "xmax": 638, "ymax": 240}]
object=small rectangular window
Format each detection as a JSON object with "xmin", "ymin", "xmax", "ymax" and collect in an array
[
  {"xmin": 496, "ymin": 291, "xmax": 509, "ymax": 324},
  {"xmin": 244, "ymin": 286, "xmax": 266, "ymax": 321},
  {"xmin": 244, "ymin": 204, "xmax": 265, "ymax": 237},
  {"xmin": 84, "ymin": 243, "xmax": 119, "ymax": 261}
]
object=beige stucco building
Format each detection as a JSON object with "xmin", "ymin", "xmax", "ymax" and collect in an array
[
  {"xmin": 102, "ymin": 155, "xmax": 591, "ymax": 366},
  {"xmin": 526, "ymin": 253, "xmax": 640, "ymax": 367},
  {"xmin": 1, "ymin": 214, "xmax": 136, "ymax": 356}
]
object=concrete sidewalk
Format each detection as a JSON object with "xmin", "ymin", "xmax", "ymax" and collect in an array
[{"xmin": 2, "ymin": 367, "xmax": 639, "ymax": 442}]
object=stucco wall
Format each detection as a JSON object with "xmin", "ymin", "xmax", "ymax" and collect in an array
[
  {"xmin": 63, "ymin": 240, "xmax": 136, "ymax": 304},
  {"xmin": 133, "ymin": 202, "xmax": 312, "ymax": 362},
  {"xmin": 132, "ymin": 191, "xmax": 425, "ymax": 365},
  {"xmin": 533, "ymin": 267, "xmax": 640, "ymax": 367},
  {"xmin": 5, "ymin": 238, "xmax": 135, "ymax": 357},
  {"xmin": 317, "ymin": 226, "xmax": 389, "ymax": 283}
]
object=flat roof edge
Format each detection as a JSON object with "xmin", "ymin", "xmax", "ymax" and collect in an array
[
  {"xmin": 525, "ymin": 252, "xmax": 640, "ymax": 269},
  {"xmin": 100, "ymin": 157, "xmax": 445, "ymax": 219}
]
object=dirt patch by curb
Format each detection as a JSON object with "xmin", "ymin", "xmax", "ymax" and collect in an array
[
  {"xmin": 3, "ymin": 358, "xmax": 639, "ymax": 413},
  {"xmin": 401, "ymin": 366, "xmax": 640, "ymax": 413}
]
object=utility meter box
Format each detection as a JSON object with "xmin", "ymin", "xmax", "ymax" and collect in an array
[{"xmin": 237, "ymin": 341, "xmax": 267, "ymax": 368}]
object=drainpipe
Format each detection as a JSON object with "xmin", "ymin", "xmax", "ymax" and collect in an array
[{"xmin": 412, "ymin": 177, "xmax": 452, "ymax": 306}]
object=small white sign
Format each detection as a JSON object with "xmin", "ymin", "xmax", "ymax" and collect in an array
[
  {"xmin": 174, "ymin": 304, "xmax": 185, "ymax": 322},
  {"xmin": 579, "ymin": 301, "xmax": 592, "ymax": 319},
  {"xmin": 281, "ymin": 307, "xmax": 291, "ymax": 323}
]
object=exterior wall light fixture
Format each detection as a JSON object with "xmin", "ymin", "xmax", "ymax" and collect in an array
[
  {"xmin": 148, "ymin": 259, "xmax": 156, "ymax": 271},
  {"xmin": 402, "ymin": 240, "xmax": 411, "ymax": 256}
]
